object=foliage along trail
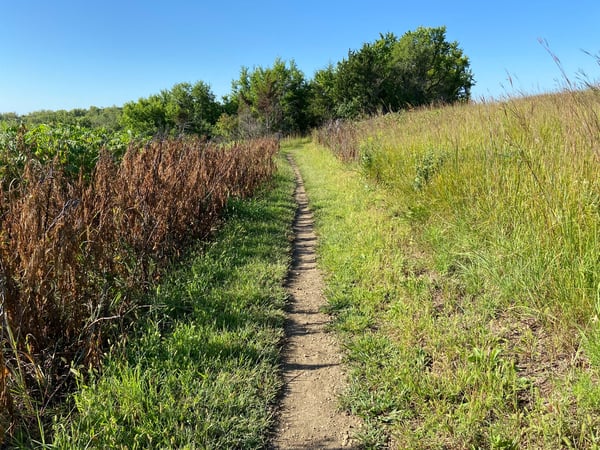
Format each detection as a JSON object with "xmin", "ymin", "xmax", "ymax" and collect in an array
[{"xmin": 1, "ymin": 139, "xmax": 285, "ymax": 447}]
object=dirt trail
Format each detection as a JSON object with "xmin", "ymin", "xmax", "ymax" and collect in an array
[{"xmin": 271, "ymin": 156, "xmax": 359, "ymax": 450}]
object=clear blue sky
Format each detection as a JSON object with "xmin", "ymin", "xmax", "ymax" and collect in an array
[{"xmin": 1, "ymin": 0, "xmax": 599, "ymax": 114}]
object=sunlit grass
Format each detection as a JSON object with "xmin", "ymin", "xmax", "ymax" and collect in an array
[
  {"xmin": 363, "ymin": 91, "xmax": 599, "ymax": 328},
  {"xmin": 296, "ymin": 87, "xmax": 600, "ymax": 448}
]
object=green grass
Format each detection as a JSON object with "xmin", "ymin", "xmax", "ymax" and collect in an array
[
  {"xmin": 292, "ymin": 92, "xmax": 600, "ymax": 450},
  {"xmin": 50, "ymin": 154, "xmax": 296, "ymax": 449}
]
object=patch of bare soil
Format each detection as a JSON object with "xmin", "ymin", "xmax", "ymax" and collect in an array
[{"xmin": 271, "ymin": 156, "xmax": 359, "ymax": 449}]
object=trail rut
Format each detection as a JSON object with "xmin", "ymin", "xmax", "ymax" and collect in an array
[{"xmin": 271, "ymin": 155, "xmax": 359, "ymax": 449}]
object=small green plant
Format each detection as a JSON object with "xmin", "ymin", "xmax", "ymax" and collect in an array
[
  {"xmin": 413, "ymin": 149, "xmax": 446, "ymax": 190},
  {"xmin": 489, "ymin": 434, "xmax": 519, "ymax": 450}
]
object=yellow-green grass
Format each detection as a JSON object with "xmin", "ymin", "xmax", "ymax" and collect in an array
[
  {"xmin": 294, "ymin": 87, "xmax": 600, "ymax": 448},
  {"xmin": 359, "ymin": 91, "xmax": 599, "ymax": 334}
]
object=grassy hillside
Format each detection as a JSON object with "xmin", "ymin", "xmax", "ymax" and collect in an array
[{"xmin": 300, "ymin": 89, "xmax": 600, "ymax": 448}]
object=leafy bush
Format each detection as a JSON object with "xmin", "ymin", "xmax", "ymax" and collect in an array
[
  {"xmin": 413, "ymin": 149, "xmax": 446, "ymax": 190},
  {"xmin": 0, "ymin": 124, "xmax": 131, "ymax": 186}
]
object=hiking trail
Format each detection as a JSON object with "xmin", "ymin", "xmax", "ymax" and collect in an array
[{"xmin": 271, "ymin": 155, "xmax": 359, "ymax": 449}]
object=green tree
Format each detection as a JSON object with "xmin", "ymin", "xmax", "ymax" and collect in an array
[
  {"xmin": 325, "ymin": 27, "xmax": 473, "ymax": 118},
  {"xmin": 220, "ymin": 94, "xmax": 239, "ymax": 116},
  {"xmin": 212, "ymin": 113, "xmax": 239, "ymax": 141},
  {"xmin": 307, "ymin": 63, "xmax": 337, "ymax": 125},
  {"xmin": 334, "ymin": 32, "xmax": 398, "ymax": 117},
  {"xmin": 247, "ymin": 65, "xmax": 282, "ymax": 133},
  {"xmin": 5, "ymin": 107, "xmax": 123, "ymax": 131},
  {"xmin": 121, "ymin": 94, "xmax": 169, "ymax": 136},
  {"xmin": 121, "ymin": 81, "xmax": 220, "ymax": 137},
  {"xmin": 391, "ymin": 26, "xmax": 474, "ymax": 106},
  {"xmin": 232, "ymin": 58, "xmax": 309, "ymax": 136},
  {"xmin": 0, "ymin": 112, "xmax": 20, "ymax": 126},
  {"xmin": 165, "ymin": 81, "xmax": 221, "ymax": 136},
  {"xmin": 85, "ymin": 106, "xmax": 123, "ymax": 131}
]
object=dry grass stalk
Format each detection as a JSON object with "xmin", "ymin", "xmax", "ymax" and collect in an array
[
  {"xmin": 0, "ymin": 136, "xmax": 279, "ymax": 444},
  {"xmin": 313, "ymin": 121, "xmax": 360, "ymax": 161}
]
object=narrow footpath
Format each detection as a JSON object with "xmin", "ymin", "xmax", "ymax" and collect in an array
[{"xmin": 271, "ymin": 155, "xmax": 359, "ymax": 450}]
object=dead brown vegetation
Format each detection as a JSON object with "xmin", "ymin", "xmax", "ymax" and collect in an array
[{"xmin": 0, "ymin": 137, "xmax": 278, "ymax": 442}]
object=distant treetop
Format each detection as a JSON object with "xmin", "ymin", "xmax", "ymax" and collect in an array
[{"xmin": 310, "ymin": 26, "xmax": 474, "ymax": 121}]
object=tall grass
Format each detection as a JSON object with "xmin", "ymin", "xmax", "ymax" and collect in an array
[
  {"xmin": 360, "ymin": 90, "xmax": 599, "ymax": 324},
  {"xmin": 318, "ymin": 87, "xmax": 600, "ymax": 326},
  {"xmin": 0, "ymin": 137, "xmax": 278, "ymax": 444},
  {"xmin": 309, "ymin": 85, "xmax": 600, "ymax": 447}
]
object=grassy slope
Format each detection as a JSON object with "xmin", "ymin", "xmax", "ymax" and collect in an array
[
  {"xmin": 51, "ymin": 154, "xmax": 296, "ymax": 449},
  {"xmin": 293, "ymin": 93, "xmax": 600, "ymax": 450}
]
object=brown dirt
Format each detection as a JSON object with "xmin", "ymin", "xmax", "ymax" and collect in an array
[{"xmin": 271, "ymin": 156, "xmax": 360, "ymax": 450}]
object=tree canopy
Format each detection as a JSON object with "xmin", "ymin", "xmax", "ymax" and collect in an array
[
  {"xmin": 311, "ymin": 26, "xmax": 474, "ymax": 120},
  {"xmin": 232, "ymin": 58, "xmax": 310, "ymax": 137},
  {"xmin": 0, "ymin": 107, "xmax": 123, "ymax": 131},
  {"xmin": 391, "ymin": 26, "xmax": 473, "ymax": 106},
  {"xmin": 120, "ymin": 81, "xmax": 221, "ymax": 137}
]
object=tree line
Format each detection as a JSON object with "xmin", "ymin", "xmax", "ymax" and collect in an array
[
  {"xmin": 0, "ymin": 106, "xmax": 123, "ymax": 131},
  {"xmin": 2, "ymin": 26, "xmax": 474, "ymax": 138}
]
